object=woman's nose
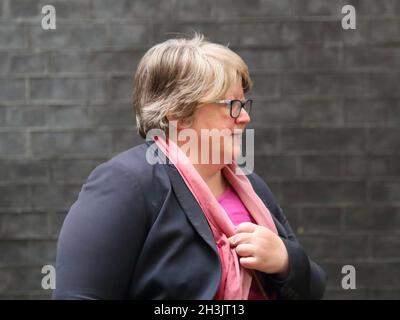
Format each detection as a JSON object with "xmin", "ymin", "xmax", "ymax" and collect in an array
[{"xmin": 235, "ymin": 108, "xmax": 251, "ymax": 124}]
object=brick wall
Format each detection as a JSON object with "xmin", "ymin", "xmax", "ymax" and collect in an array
[{"xmin": 0, "ymin": 0, "xmax": 399, "ymax": 299}]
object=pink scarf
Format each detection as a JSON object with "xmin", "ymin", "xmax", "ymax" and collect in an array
[{"xmin": 154, "ymin": 136, "xmax": 278, "ymax": 300}]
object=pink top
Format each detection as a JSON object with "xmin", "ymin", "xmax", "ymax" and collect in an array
[{"xmin": 217, "ymin": 185, "xmax": 265, "ymax": 300}]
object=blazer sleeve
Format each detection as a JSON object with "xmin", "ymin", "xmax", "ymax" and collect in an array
[
  {"xmin": 249, "ymin": 173, "xmax": 328, "ymax": 300},
  {"xmin": 53, "ymin": 161, "xmax": 148, "ymax": 299}
]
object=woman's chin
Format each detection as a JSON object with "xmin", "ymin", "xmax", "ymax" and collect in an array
[{"xmin": 220, "ymin": 147, "xmax": 240, "ymax": 164}]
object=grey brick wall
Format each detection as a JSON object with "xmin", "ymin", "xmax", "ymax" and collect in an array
[{"xmin": 0, "ymin": 0, "xmax": 399, "ymax": 299}]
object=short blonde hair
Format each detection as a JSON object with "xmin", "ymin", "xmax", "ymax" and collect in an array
[{"xmin": 133, "ymin": 33, "xmax": 252, "ymax": 138}]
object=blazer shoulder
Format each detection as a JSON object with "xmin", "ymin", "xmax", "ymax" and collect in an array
[
  {"xmin": 106, "ymin": 142, "xmax": 149, "ymax": 174},
  {"xmin": 92, "ymin": 142, "xmax": 171, "ymax": 218},
  {"xmin": 95, "ymin": 142, "xmax": 168, "ymax": 187}
]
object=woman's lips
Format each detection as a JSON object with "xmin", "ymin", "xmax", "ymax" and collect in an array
[
  {"xmin": 231, "ymin": 128, "xmax": 243, "ymax": 135},
  {"xmin": 232, "ymin": 131, "xmax": 243, "ymax": 137}
]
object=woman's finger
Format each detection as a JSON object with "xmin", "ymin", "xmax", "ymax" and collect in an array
[
  {"xmin": 228, "ymin": 232, "xmax": 253, "ymax": 247},
  {"xmin": 234, "ymin": 243, "xmax": 256, "ymax": 257},
  {"xmin": 236, "ymin": 222, "xmax": 257, "ymax": 234},
  {"xmin": 239, "ymin": 256, "xmax": 258, "ymax": 270}
]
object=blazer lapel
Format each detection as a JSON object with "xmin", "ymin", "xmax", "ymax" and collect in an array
[
  {"xmin": 246, "ymin": 175, "xmax": 289, "ymax": 238},
  {"xmin": 164, "ymin": 163, "xmax": 219, "ymax": 256},
  {"xmin": 270, "ymin": 214, "xmax": 288, "ymax": 238}
]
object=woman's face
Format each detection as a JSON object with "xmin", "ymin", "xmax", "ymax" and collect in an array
[{"xmin": 182, "ymin": 83, "xmax": 251, "ymax": 165}]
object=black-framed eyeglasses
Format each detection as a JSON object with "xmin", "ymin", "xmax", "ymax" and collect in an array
[{"xmin": 214, "ymin": 99, "xmax": 253, "ymax": 119}]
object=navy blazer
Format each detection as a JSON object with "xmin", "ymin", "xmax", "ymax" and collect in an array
[{"xmin": 53, "ymin": 142, "xmax": 327, "ymax": 300}]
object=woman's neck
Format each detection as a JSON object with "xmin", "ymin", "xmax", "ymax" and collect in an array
[
  {"xmin": 193, "ymin": 163, "xmax": 228, "ymax": 198},
  {"xmin": 175, "ymin": 136, "xmax": 228, "ymax": 197}
]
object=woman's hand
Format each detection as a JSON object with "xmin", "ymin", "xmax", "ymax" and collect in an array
[{"xmin": 228, "ymin": 222, "xmax": 290, "ymax": 277}]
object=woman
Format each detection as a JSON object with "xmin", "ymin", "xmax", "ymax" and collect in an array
[{"xmin": 53, "ymin": 34, "xmax": 327, "ymax": 300}]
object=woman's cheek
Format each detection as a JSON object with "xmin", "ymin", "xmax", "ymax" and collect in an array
[
  {"xmin": 222, "ymin": 134, "xmax": 239, "ymax": 164},
  {"xmin": 232, "ymin": 135, "xmax": 243, "ymax": 160}
]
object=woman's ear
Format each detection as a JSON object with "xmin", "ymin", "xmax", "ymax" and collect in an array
[
  {"xmin": 166, "ymin": 113, "xmax": 187, "ymax": 131},
  {"xmin": 165, "ymin": 113, "xmax": 177, "ymax": 127},
  {"xmin": 177, "ymin": 118, "xmax": 192, "ymax": 130},
  {"xmin": 166, "ymin": 109, "xmax": 194, "ymax": 130}
]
